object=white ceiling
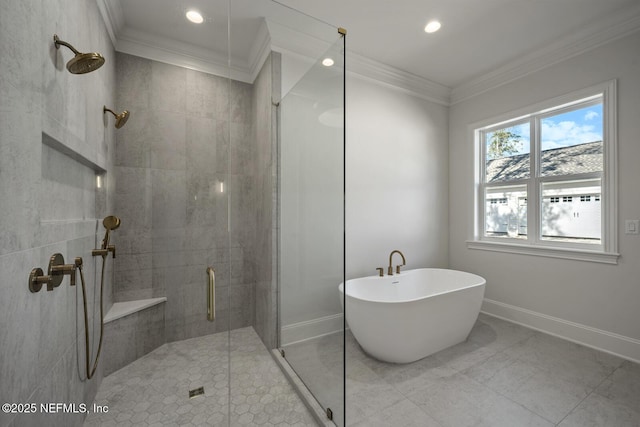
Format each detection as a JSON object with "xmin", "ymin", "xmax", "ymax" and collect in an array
[
  {"xmin": 277, "ymin": 0, "xmax": 640, "ymax": 88},
  {"xmin": 100, "ymin": 0, "xmax": 640, "ymax": 102}
]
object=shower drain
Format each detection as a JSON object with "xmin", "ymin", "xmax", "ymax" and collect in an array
[{"xmin": 188, "ymin": 386, "xmax": 205, "ymax": 398}]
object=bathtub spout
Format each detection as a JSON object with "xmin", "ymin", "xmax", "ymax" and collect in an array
[{"xmin": 388, "ymin": 250, "xmax": 406, "ymax": 275}]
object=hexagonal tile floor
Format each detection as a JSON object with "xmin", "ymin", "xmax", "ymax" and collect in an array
[{"xmin": 84, "ymin": 327, "xmax": 318, "ymax": 426}]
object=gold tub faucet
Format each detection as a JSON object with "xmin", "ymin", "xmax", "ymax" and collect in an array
[{"xmin": 388, "ymin": 250, "xmax": 406, "ymax": 275}]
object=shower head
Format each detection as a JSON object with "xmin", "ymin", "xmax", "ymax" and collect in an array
[
  {"xmin": 103, "ymin": 106, "xmax": 130, "ymax": 129},
  {"xmin": 101, "ymin": 215, "xmax": 121, "ymax": 249},
  {"xmin": 53, "ymin": 34, "xmax": 105, "ymax": 74},
  {"xmin": 103, "ymin": 215, "xmax": 121, "ymax": 231}
]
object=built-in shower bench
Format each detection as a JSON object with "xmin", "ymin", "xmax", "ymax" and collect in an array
[
  {"xmin": 102, "ymin": 297, "xmax": 167, "ymax": 376},
  {"xmin": 104, "ymin": 297, "xmax": 166, "ymax": 323}
]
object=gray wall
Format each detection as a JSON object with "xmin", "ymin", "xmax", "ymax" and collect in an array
[
  {"xmin": 0, "ymin": 0, "xmax": 116, "ymax": 426},
  {"xmin": 113, "ymin": 52, "xmax": 257, "ymax": 342},
  {"xmin": 449, "ymin": 31, "xmax": 640, "ymax": 359}
]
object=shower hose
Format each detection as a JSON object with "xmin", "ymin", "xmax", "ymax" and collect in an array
[{"xmin": 77, "ymin": 257, "xmax": 106, "ymax": 380}]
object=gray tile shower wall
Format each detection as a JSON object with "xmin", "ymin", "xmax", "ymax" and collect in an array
[
  {"xmin": 0, "ymin": 1, "xmax": 116, "ymax": 426},
  {"xmin": 114, "ymin": 52, "xmax": 268, "ymax": 343}
]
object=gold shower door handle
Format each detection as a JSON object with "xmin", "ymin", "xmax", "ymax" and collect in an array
[{"xmin": 207, "ymin": 267, "xmax": 215, "ymax": 321}]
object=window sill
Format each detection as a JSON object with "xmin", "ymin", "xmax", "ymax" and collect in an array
[{"xmin": 466, "ymin": 240, "xmax": 619, "ymax": 264}]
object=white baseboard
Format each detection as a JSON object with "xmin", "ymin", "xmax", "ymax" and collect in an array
[
  {"xmin": 281, "ymin": 313, "xmax": 344, "ymax": 346},
  {"xmin": 481, "ymin": 298, "xmax": 640, "ymax": 364}
]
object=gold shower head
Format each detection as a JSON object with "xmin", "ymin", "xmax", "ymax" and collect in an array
[
  {"xmin": 103, "ymin": 106, "xmax": 130, "ymax": 129},
  {"xmin": 101, "ymin": 215, "xmax": 121, "ymax": 249},
  {"xmin": 53, "ymin": 34, "xmax": 105, "ymax": 74},
  {"xmin": 103, "ymin": 215, "xmax": 121, "ymax": 232}
]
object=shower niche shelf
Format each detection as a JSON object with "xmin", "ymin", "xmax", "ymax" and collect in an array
[
  {"xmin": 42, "ymin": 131, "xmax": 107, "ymax": 174},
  {"xmin": 40, "ymin": 132, "xmax": 107, "ymax": 246}
]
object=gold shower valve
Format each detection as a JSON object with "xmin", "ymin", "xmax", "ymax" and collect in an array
[
  {"xmin": 28, "ymin": 253, "xmax": 82, "ymax": 292},
  {"xmin": 48, "ymin": 253, "xmax": 79, "ymax": 288},
  {"xmin": 28, "ymin": 268, "xmax": 51, "ymax": 293}
]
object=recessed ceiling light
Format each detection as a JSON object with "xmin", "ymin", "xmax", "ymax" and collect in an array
[
  {"xmin": 322, "ymin": 58, "xmax": 334, "ymax": 67},
  {"xmin": 424, "ymin": 20, "xmax": 441, "ymax": 33},
  {"xmin": 186, "ymin": 10, "xmax": 204, "ymax": 24}
]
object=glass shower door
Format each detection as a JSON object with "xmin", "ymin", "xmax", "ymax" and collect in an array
[
  {"xmin": 104, "ymin": 0, "xmax": 234, "ymax": 425},
  {"xmin": 279, "ymin": 35, "xmax": 346, "ymax": 425}
]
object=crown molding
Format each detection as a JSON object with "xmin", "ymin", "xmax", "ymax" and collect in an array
[
  {"xmin": 97, "ymin": 0, "xmax": 271, "ymax": 83},
  {"xmin": 114, "ymin": 25, "xmax": 273, "ymax": 84},
  {"xmin": 96, "ymin": 0, "xmax": 124, "ymax": 48},
  {"xmin": 116, "ymin": 26, "xmax": 253, "ymax": 83},
  {"xmin": 267, "ymin": 20, "xmax": 451, "ymax": 105},
  {"xmin": 451, "ymin": 4, "xmax": 640, "ymax": 105},
  {"xmin": 347, "ymin": 53, "xmax": 451, "ymax": 106},
  {"xmin": 97, "ymin": 0, "xmax": 449, "ymax": 101},
  {"xmin": 266, "ymin": 20, "xmax": 335, "ymax": 64},
  {"xmin": 97, "ymin": 0, "xmax": 640, "ymax": 107},
  {"xmin": 248, "ymin": 20, "xmax": 273, "ymax": 82}
]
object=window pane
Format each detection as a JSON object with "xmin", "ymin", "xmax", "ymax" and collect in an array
[
  {"xmin": 540, "ymin": 103, "xmax": 603, "ymax": 177},
  {"xmin": 485, "ymin": 123, "xmax": 530, "ymax": 183},
  {"xmin": 485, "ymin": 185, "xmax": 527, "ymax": 238},
  {"xmin": 541, "ymin": 179, "xmax": 601, "ymax": 243}
]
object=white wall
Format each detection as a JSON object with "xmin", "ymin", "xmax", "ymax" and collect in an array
[
  {"xmin": 346, "ymin": 76, "xmax": 449, "ymax": 279},
  {"xmin": 449, "ymin": 31, "xmax": 640, "ymax": 360}
]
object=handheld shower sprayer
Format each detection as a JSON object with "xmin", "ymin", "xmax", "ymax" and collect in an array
[
  {"xmin": 101, "ymin": 215, "xmax": 121, "ymax": 249},
  {"xmin": 80, "ymin": 215, "xmax": 122, "ymax": 379},
  {"xmin": 93, "ymin": 215, "xmax": 120, "ymax": 258}
]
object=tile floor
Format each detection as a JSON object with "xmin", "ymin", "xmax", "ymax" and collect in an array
[
  {"xmin": 86, "ymin": 315, "xmax": 640, "ymax": 427},
  {"xmin": 284, "ymin": 313, "xmax": 640, "ymax": 427},
  {"xmin": 83, "ymin": 327, "xmax": 317, "ymax": 426}
]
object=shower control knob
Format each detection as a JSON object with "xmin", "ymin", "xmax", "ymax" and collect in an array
[
  {"xmin": 47, "ymin": 253, "xmax": 66, "ymax": 290},
  {"xmin": 28, "ymin": 268, "xmax": 51, "ymax": 293}
]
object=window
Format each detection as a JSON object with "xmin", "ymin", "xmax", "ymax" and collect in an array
[{"xmin": 470, "ymin": 81, "xmax": 618, "ymax": 263}]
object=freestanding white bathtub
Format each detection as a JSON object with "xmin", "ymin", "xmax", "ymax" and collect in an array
[{"xmin": 339, "ymin": 268, "xmax": 486, "ymax": 363}]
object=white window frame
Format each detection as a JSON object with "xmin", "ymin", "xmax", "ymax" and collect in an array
[{"xmin": 468, "ymin": 80, "xmax": 619, "ymax": 264}]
